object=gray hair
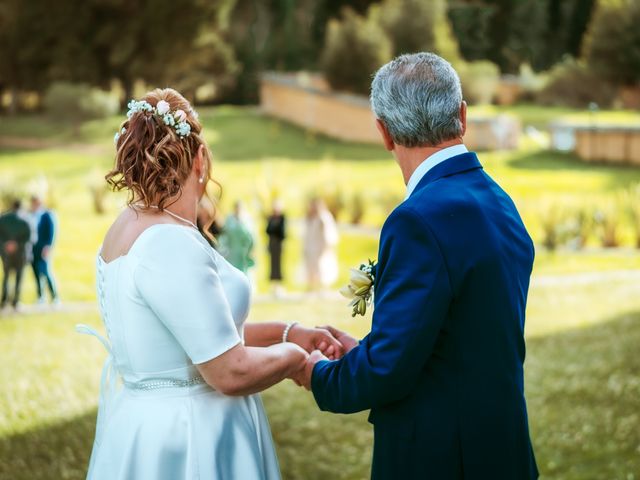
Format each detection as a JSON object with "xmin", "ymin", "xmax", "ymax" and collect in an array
[{"xmin": 370, "ymin": 52, "xmax": 463, "ymax": 148}]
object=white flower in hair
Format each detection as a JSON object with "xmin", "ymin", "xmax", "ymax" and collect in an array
[
  {"xmin": 156, "ymin": 100, "xmax": 170, "ymax": 115},
  {"xmin": 174, "ymin": 109, "xmax": 187, "ymax": 122}
]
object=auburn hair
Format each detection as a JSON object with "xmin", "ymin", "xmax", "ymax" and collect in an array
[{"xmin": 106, "ymin": 88, "xmax": 217, "ymax": 211}]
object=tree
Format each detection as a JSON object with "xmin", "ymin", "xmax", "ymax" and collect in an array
[
  {"xmin": 321, "ymin": 8, "xmax": 391, "ymax": 95},
  {"xmin": 43, "ymin": 82, "xmax": 119, "ymax": 136},
  {"xmin": 371, "ymin": 0, "xmax": 460, "ymax": 62},
  {"xmin": 584, "ymin": 0, "xmax": 640, "ymax": 86}
]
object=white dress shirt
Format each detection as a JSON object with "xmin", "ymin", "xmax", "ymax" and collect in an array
[{"xmin": 405, "ymin": 144, "xmax": 469, "ymax": 199}]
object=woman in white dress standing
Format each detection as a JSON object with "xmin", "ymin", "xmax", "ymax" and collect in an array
[
  {"xmin": 303, "ymin": 198, "xmax": 339, "ymax": 291},
  {"xmin": 80, "ymin": 88, "xmax": 344, "ymax": 479}
]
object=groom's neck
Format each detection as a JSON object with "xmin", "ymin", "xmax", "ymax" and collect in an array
[{"xmin": 396, "ymin": 138, "xmax": 464, "ymax": 186}]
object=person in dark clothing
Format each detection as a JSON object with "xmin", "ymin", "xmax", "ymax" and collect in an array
[
  {"xmin": 29, "ymin": 195, "xmax": 58, "ymax": 305},
  {"xmin": 265, "ymin": 200, "xmax": 286, "ymax": 294},
  {"xmin": 0, "ymin": 200, "xmax": 32, "ymax": 310}
]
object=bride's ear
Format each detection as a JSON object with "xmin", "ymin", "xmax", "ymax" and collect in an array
[{"xmin": 194, "ymin": 144, "xmax": 206, "ymax": 178}]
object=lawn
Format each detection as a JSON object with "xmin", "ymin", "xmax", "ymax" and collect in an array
[
  {"xmin": 0, "ymin": 105, "xmax": 639, "ymax": 479},
  {"xmin": 1, "ymin": 105, "xmax": 640, "ymax": 299}
]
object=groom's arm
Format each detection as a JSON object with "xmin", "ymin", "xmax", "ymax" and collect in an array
[{"xmin": 311, "ymin": 206, "xmax": 452, "ymax": 414}]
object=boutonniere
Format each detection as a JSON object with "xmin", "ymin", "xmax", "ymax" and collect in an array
[{"xmin": 340, "ymin": 260, "xmax": 377, "ymax": 317}]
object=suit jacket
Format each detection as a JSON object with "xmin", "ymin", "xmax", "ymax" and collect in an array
[
  {"xmin": 33, "ymin": 209, "xmax": 55, "ymax": 257},
  {"xmin": 311, "ymin": 153, "xmax": 538, "ymax": 479},
  {"xmin": 0, "ymin": 210, "xmax": 32, "ymax": 263}
]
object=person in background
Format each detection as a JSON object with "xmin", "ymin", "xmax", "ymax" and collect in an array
[
  {"xmin": 0, "ymin": 199, "xmax": 32, "ymax": 311},
  {"xmin": 303, "ymin": 197, "xmax": 339, "ymax": 291},
  {"xmin": 29, "ymin": 194, "xmax": 59, "ymax": 306},
  {"xmin": 219, "ymin": 201, "xmax": 255, "ymax": 274},
  {"xmin": 265, "ymin": 199, "xmax": 286, "ymax": 296},
  {"xmin": 196, "ymin": 196, "xmax": 223, "ymax": 248}
]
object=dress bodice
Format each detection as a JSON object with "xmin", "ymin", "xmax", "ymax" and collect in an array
[{"xmin": 96, "ymin": 224, "xmax": 251, "ymax": 385}]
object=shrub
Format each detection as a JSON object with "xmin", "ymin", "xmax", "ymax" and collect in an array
[
  {"xmin": 43, "ymin": 82, "xmax": 119, "ymax": 136},
  {"xmin": 370, "ymin": 0, "xmax": 460, "ymax": 61},
  {"xmin": 623, "ymin": 186, "xmax": 640, "ymax": 248},
  {"xmin": 321, "ymin": 8, "xmax": 391, "ymax": 95},
  {"xmin": 564, "ymin": 205, "xmax": 595, "ymax": 250},
  {"xmin": 537, "ymin": 57, "xmax": 616, "ymax": 108},
  {"xmin": 320, "ymin": 186, "xmax": 346, "ymax": 221},
  {"xmin": 539, "ymin": 204, "xmax": 568, "ymax": 251},
  {"xmin": 349, "ymin": 193, "xmax": 365, "ymax": 225},
  {"xmin": 457, "ymin": 61, "xmax": 500, "ymax": 105},
  {"xmin": 584, "ymin": 0, "xmax": 640, "ymax": 86},
  {"xmin": 594, "ymin": 202, "xmax": 622, "ymax": 248}
]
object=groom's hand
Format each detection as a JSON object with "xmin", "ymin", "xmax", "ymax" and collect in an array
[
  {"xmin": 317, "ymin": 325, "xmax": 359, "ymax": 353},
  {"xmin": 292, "ymin": 350, "xmax": 329, "ymax": 390},
  {"xmin": 288, "ymin": 325, "xmax": 345, "ymax": 360}
]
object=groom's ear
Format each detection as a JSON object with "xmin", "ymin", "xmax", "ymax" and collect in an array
[
  {"xmin": 459, "ymin": 101, "xmax": 467, "ymax": 138},
  {"xmin": 375, "ymin": 119, "xmax": 395, "ymax": 152}
]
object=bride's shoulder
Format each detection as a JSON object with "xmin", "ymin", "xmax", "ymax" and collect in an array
[{"xmin": 130, "ymin": 224, "xmax": 216, "ymax": 267}]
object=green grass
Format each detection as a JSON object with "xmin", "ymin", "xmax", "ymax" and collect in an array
[
  {"xmin": 1, "ymin": 279, "xmax": 639, "ymax": 479},
  {"xmin": 0, "ymin": 105, "xmax": 639, "ymax": 479},
  {"xmin": 2, "ymin": 106, "xmax": 640, "ymax": 300}
]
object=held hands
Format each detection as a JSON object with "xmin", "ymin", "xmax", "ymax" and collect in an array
[
  {"xmin": 287, "ymin": 325, "xmax": 359, "ymax": 390},
  {"xmin": 287, "ymin": 324, "xmax": 345, "ymax": 360},
  {"xmin": 290, "ymin": 350, "xmax": 329, "ymax": 390}
]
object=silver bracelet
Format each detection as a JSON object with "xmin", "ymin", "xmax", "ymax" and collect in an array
[{"xmin": 282, "ymin": 322, "xmax": 298, "ymax": 343}]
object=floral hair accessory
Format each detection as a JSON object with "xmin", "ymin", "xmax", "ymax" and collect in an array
[
  {"xmin": 340, "ymin": 260, "xmax": 377, "ymax": 317},
  {"xmin": 121, "ymin": 98, "xmax": 194, "ymax": 140},
  {"xmin": 114, "ymin": 127, "xmax": 126, "ymax": 144}
]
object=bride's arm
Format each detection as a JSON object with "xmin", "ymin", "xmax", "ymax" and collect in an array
[
  {"xmin": 244, "ymin": 322, "xmax": 344, "ymax": 359},
  {"xmin": 196, "ymin": 342, "xmax": 308, "ymax": 396}
]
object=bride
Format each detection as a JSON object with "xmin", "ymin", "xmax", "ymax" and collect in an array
[{"xmin": 79, "ymin": 88, "xmax": 345, "ymax": 479}]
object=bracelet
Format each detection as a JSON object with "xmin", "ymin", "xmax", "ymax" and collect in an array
[{"xmin": 282, "ymin": 322, "xmax": 298, "ymax": 343}]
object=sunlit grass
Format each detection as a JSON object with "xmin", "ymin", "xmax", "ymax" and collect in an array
[{"xmin": 1, "ymin": 279, "xmax": 639, "ymax": 479}]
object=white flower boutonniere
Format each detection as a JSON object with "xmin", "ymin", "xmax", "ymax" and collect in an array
[{"xmin": 340, "ymin": 260, "xmax": 377, "ymax": 317}]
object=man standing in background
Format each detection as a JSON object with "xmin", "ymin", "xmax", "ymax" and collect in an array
[
  {"xmin": 0, "ymin": 200, "xmax": 32, "ymax": 312},
  {"xmin": 30, "ymin": 195, "xmax": 59, "ymax": 306}
]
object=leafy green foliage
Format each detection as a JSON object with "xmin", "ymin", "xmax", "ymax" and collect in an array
[
  {"xmin": 585, "ymin": 0, "xmax": 640, "ymax": 86},
  {"xmin": 321, "ymin": 8, "xmax": 391, "ymax": 95},
  {"xmin": 537, "ymin": 58, "xmax": 617, "ymax": 108},
  {"xmin": 43, "ymin": 83, "xmax": 119, "ymax": 134}
]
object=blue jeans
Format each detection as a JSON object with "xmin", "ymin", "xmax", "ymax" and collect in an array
[{"xmin": 32, "ymin": 255, "xmax": 57, "ymax": 301}]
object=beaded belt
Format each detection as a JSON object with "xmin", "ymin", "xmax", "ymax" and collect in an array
[
  {"xmin": 124, "ymin": 376, "xmax": 206, "ymax": 391},
  {"xmin": 76, "ymin": 323, "xmax": 207, "ymax": 449}
]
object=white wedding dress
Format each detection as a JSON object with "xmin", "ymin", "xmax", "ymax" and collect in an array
[{"xmin": 79, "ymin": 224, "xmax": 280, "ymax": 479}]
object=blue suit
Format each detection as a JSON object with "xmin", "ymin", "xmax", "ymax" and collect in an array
[
  {"xmin": 312, "ymin": 153, "xmax": 538, "ymax": 479},
  {"xmin": 31, "ymin": 209, "xmax": 58, "ymax": 301}
]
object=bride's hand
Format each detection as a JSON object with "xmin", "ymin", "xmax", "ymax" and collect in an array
[
  {"xmin": 316, "ymin": 325, "xmax": 359, "ymax": 353},
  {"xmin": 287, "ymin": 325, "xmax": 345, "ymax": 360}
]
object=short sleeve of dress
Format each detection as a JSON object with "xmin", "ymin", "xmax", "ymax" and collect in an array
[{"xmin": 133, "ymin": 226, "xmax": 242, "ymax": 364}]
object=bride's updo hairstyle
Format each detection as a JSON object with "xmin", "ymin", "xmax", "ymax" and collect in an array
[{"xmin": 107, "ymin": 88, "xmax": 215, "ymax": 211}]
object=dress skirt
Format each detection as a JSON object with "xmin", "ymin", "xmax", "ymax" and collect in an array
[{"xmin": 87, "ymin": 383, "xmax": 280, "ymax": 480}]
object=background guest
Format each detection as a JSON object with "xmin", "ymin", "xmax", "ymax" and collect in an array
[
  {"xmin": 303, "ymin": 197, "xmax": 338, "ymax": 291},
  {"xmin": 0, "ymin": 199, "xmax": 32, "ymax": 311},
  {"xmin": 219, "ymin": 201, "xmax": 255, "ymax": 274},
  {"xmin": 265, "ymin": 199, "xmax": 286, "ymax": 296},
  {"xmin": 196, "ymin": 196, "xmax": 223, "ymax": 248},
  {"xmin": 29, "ymin": 194, "xmax": 59, "ymax": 306}
]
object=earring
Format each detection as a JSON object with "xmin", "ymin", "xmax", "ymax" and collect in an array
[{"xmin": 198, "ymin": 177, "xmax": 204, "ymax": 184}]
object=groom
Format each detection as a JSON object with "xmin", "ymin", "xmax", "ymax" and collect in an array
[{"xmin": 295, "ymin": 53, "xmax": 539, "ymax": 479}]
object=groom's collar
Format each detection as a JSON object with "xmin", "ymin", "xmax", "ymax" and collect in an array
[
  {"xmin": 408, "ymin": 151, "xmax": 483, "ymax": 198},
  {"xmin": 405, "ymin": 144, "xmax": 468, "ymax": 199}
]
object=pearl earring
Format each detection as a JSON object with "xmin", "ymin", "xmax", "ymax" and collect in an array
[{"xmin": 198, "ymin": 177, "xmax": 204, "ymax": 184}]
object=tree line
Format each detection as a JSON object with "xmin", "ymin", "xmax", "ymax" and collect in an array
[{"xmin": 0, "ymin": 0, "xmax": 636, "ymax": 112}]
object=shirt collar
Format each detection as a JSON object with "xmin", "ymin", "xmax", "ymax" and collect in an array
[{"xmin": 405, "ymin": 144, "xmax": 468, "ymax": 199}]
